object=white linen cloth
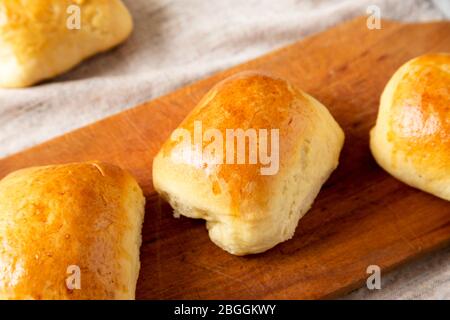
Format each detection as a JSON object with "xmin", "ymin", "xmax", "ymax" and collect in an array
[{"xmin": 0, "ymin": 0, "xmax": 448, "ymax": 299}]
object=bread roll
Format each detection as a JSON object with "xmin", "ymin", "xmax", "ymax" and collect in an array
[
  {"xmin": 0, "ymin": 162, "xmax": 145, "ymax": 300},
  {"xmin": 370, "ymin": 53, "xmax": 450, "ymax": 201},
  {"xmin": 153, "ymin": 72, "xmax": 345, "ymax": 255},
  {"xmin": 0, "ymin": 0, "xmax": 133, "ymax": 88}
]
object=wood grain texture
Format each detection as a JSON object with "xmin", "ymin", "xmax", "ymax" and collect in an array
[{"xmin": 0, "ymin": 17, "xmax": 449, "ymax": 299}]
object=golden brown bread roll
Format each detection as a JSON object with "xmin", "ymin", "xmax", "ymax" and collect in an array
[
  {"xmin": 370, "ymin": 53, "xmax": 450, "ymax": 201},
  {"xmin": 153, "ymin": 72, "xmax": 345, "ymax": 255},
  {"xmin": 0, "ymin": 162, "xmax": 145, "ymax": 300},
  {"xmin": 0, "ymin": 0, "xmax": 133, "ymax": 88}
]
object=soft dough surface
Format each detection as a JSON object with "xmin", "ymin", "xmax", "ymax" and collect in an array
[
  {"xmin": 153, "ymin": 72, "xmax": 345, "ymax": 255},
  {"xmin": 0, "ymin": 162, "xmax": 145, "ymax": 300},
  {"xmin": 370, "ymin": 53, "xmax": 450, "ymax": 201},
  {"xmin": 0, "ymin": 0, "xmax": 133, "ymax": 88}
]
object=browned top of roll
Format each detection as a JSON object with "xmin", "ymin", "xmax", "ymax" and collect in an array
[
  {"xmin": 0, "ymin": 161, "xmax": 144, "ymax": 300},
  {"xmin": 161, "ymin": 71, "xmax": 316, "ymax": 214},
  {"xmin": 388, "ymin": 53, "xmax": 450, "ymax": 171}
]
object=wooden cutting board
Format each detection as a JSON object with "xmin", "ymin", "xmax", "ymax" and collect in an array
[{"xmin": 1, "ymin": 17, "xmax": 449, "ymax": 299}]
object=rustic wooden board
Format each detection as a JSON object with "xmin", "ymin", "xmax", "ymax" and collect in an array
[{"xmin": 0, "ymin": 17, "xmax": 449, "ymax": 299}]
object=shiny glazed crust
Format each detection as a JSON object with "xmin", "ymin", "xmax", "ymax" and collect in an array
[
  {"xmin": 0, "ymin": 161, "xmax": 145, "ymax": 299},
  {"xmin": 370, "ymin": 53, "xmax": 450, "ymax": 201}
]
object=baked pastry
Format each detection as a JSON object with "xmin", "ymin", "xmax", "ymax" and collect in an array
[
  {"xmin": 0, "ymin": 0, "xmax": 133, "ymax": 88},
  {"xmin": 153, "ymin": 72, "xmax": 345, "ymax": 255},
  {"xmin": 370, "ymin": 53, "xmax": 450, "ymax": 201},
  {"xmin": 0, "ymin": 161, "xmax": 145, "ymax": 300}
]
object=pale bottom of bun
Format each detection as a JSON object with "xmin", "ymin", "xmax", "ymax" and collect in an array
[{"xmin": 370, "ymin": 128, "xmax": 450, "ymax": 201}]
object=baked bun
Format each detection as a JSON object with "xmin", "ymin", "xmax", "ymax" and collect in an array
[
  {"xmin": 370, "ymin": 53, "xmax": 450, "ymax": 201},
  {"xmin": 153, "ymin": 72, "xmax": 345, "ymax": 255},
  {"xmin": 0, "ymin": 0, "xmax": 133, "ymax": 88},
  {"xmin": 0, "ymin": 162, "xmax": 145, "ymax": 300}
]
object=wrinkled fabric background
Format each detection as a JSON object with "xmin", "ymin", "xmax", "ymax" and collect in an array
[{"xmin": 0, "ymin": 0, "xmax": 448, "ymax": 299}]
